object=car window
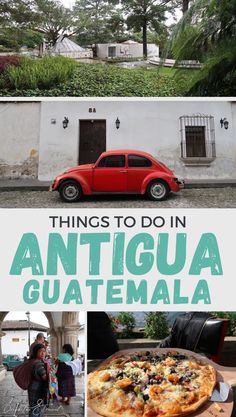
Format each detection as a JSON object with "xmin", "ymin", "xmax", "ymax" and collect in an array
[
  {"xmin": 98, "ymin": 155, "xmax": 125, "ymax": 168},
  {"xmin": 128, "ymin": 154, "xmax": 152, "ymax": 167}
]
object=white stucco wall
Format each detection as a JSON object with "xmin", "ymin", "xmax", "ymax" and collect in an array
[
  {"xmin": 38, "ymin": 100, "xmax": 236, "ymax": 180},
  {"xmin": 52, "ymin": 51, "xmax": 93, "ymax": 59},
  {"xmin": 0, "ymin": 102, "xmax": 40, "ymax": 178},
  {"xmin": 2, "ymin": 329, "xmax": 47, "ymax": 357},
  {"xmin": 96, "ymin": 43, "xmax": 159, "ymax": 59}
]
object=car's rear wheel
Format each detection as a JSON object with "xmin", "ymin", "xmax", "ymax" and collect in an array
[
  {"xmin": 4, "ymin": 365, "xmax": 9, "ymax": 371},
  {"xmin": 147, "ymin": 180, "xmax": 169, "ymax": 201},
  {"xmin": 59, "ymin": 180, "xmax": 82, "ymax": 202}
]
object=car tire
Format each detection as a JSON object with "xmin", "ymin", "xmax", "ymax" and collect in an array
[
  {"xmin": 147, "ymin": 180, "xmax": 169, "ymax": 201},
  {"xmin": 59, "ymin": 180, "xmax": 82, "ymax": 203},
  {"xmin": 4, "ymin": 365, "xmax": 9, "ymax": 371}
]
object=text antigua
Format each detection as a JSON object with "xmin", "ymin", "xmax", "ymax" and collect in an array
[{"xmin": 9, "ymin": 232, "xmax": 222, "ymax": 305}]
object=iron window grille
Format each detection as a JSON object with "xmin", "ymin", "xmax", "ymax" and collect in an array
[{"xmin": 180, "ymin": 115, "xmax": 216, "ymax": 162}]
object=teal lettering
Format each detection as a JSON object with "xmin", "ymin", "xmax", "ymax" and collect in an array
[
  {"xmin": 80, "ymin": 233, "xmax": 110, "ymax": 275},
  {"xmin": 63, "ymin": 280, "xmax": 83, "ymax": 304},
  {"xmin": 86, "ymin": 280, "xmax": 104, "ymax": 304},
  {"xmin": 42, "ymin": 280, "xmax": 60, "ymax": 304},
  {"xmin": 157, "ymin": 233, "xmax": 187, "ymax": 275},
  {"xmin": 10, "ymin": 233, "xmax": 43, "ymax": 275},
  {"xmin": 151, "ymin": 280, "xmax": 170, "ymax": 304},
  {"xmin": 47, "ymin": 233, "xmax": 77, "ymax": 275},
  {"xmin": 173, "ymin": 280, "xmax": 188, "ymax": 304},
  {"xmin": 126, "ymin": 233, "xmax": 154, "ymax": 275},
  {"xmin": 126, "ymin": 280, "xmax": 147, "ymax": 304},
  {"xmin": 23, "ymin": 279, "xmax": 39, "ymax": 304},
  {"xmin": 112, "ymin": 233, "xmax": 125, "ymax": 275},
  {"xmin": 106, "ymin": 280, "xmax": 123, "ymax": 304},
  {"xmin": 189, "ymin": 233, "xmax": 223, "ymax": 275},
  {"xmin": 192, "ymin": 280, "xmax": 211, "ymax": 304}
]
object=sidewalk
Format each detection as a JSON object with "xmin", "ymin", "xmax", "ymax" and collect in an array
[
  {"xmin": 1, "ymin": 178, "xmax": 236, "ymax": 191},
  {"xmin": 0, "ymin": 371, "xmax": 84, "ymax": 417}
]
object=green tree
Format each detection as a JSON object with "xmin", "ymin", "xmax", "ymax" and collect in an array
[
  {"xmin": 0, "ymin": 0, "xmax": 74, "ymax": 46},
  {"xmin": 108, "ymin": 11, "xmax": 126, "ymax": 43},
  {"xmin": 211, "ymin": 312, "xmax": 236, "ymax": 337},
  {"xmin": 144, "ymin": 312, "xmax": 169, "ymax": 339},
  {"xmin": 171, "ymin": 0, "xmax": 236, "ymax": 95},
  {"xmin": 33, "ymin": 0, "xmax": 74, "ymax": 45},
  {"xmin": 120, "ymin": 0, "xmax": 178, "ymax": 58},
  {"xmin": 133, "ymin": 27, "xmax": 169, "ymax": 55},
  {"xmin": 0, "ymin": 0, "xmax": 37, "ymax": 28},
  {"xmin": 117, "ymin": 312, "xmax": 135, "ymax": 338},
  {"xmin": 181, "ymin": 0, "xmax": 194, "ymax": 14},
  {"xmin": 0, "ymin": 28, "xmax": 43, "ymax": 51},
  {"xmin": 73, "ymin": 0, "xmax": 119, "ymax": 46}
]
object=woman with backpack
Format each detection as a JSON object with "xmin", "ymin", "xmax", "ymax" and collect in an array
[{"xmin": 28, "ymin": 343, "xmax": 49, "ymax": 417}]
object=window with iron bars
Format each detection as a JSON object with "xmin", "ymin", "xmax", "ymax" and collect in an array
[{"xmin": 180, "ymin": 115, "xmax": 216, "ymax": 164}]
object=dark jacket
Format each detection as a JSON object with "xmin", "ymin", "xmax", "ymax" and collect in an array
[
  {"xmin": 160, "ymin": 312, "xmax": 211, "ymax": 351},
  {"xmin": 88, "ymin": 312, "xmax": 119, "ymax": 359}
]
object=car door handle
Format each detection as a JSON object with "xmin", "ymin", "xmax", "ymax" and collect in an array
[{"xmin": 120, "ymin": 170, "xmax": 127, "ymax": 173}]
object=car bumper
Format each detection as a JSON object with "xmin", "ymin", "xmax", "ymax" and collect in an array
[
  {"xmin": 49, "ymin": 178, "xmax": 60, "ymax": 191},
  {"xmin": 171, "ymin": 178, "xmax": 185, "ymax": 192},
  {"xmin": 176, "ymin": 178, "xmax": 185, "ymax": 189}
]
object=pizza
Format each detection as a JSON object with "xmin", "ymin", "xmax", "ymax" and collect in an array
[{"xmin": 88, "ymin": 349, "xmax": 216, "ymax": 417}]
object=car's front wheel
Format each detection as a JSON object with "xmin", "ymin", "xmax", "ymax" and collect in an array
[
  {"xmin": 147, "ymin": 180, "xmax": 169, "ymax": 201},
  {"xmin": 59, "ymin": 180, "xmax": 82, "ymax": 202}
]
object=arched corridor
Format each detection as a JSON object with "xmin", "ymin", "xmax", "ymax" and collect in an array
[{"xmin": 0, "ymin": 311, "xmax": 82, "ymax": 380}]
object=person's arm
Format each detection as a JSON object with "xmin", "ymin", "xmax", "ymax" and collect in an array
[{"xmin": 35, "ymin": 362, "xmax": 48, "ymax": 381}]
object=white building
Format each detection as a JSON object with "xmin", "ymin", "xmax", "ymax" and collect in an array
[
  {"xmin": 1, "ymin": 320, "xmax": 48, "ymax": 357},
  {"xmin": 0, "ymin": 312, "xmax": 84, "ymax": 381},
  {"xmin": 0, "ymin": 100, "xmax": 236, "ymax": 181},
  {"xmin": 96, "ymin": 40, "xmax": 159, "ymax": 59}
]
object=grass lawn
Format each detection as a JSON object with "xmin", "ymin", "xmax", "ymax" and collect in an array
[{"xmin": 0, "ymin": 59, "xmax": 197, "ymax": 97}]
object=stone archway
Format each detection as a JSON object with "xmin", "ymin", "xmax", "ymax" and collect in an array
[
  {"xmin": 61, "ymin": 312, "xmax": 80, "ymax": 355},
  {"xmin": 0, "ymin": 311, "xmax": 81, "ymax": 380}
]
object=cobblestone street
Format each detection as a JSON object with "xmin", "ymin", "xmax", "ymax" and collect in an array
[
  {"xmin": 0, "ymin": 188, "xmax": 236, "ymax": 208},
  {"xmin": 0, "ymin": 372, "xmax": 84, "ymax": 417}
]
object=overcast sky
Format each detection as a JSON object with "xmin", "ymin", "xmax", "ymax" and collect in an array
[
  {"xmin": 60, "ymin": 0, "xmax": 181, "ymax": 23},
  {"xmin": 5, "ymin": 311, "xmax": 85, "ymax": 326},
  {"xmin": 61, "ymin": 0, "xmax": 75, "ymax": 8}
]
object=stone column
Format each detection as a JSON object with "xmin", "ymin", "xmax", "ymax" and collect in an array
[
  {"xmin": 0, "ymin": 331, "xmax": 5, "ymax": 366},
  {"xmin": 49, "ymin": 329, "xmax": 59, "ymax": 358},
  {"xmin": 0, "ymin": 331, "xmax": 6, "ymax": 381},
  {"xmin": 62, "ymin": 312, "xmax": 80, "ymax": 356}
]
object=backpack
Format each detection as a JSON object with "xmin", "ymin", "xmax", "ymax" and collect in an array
[{"xmin": 13, "ymin": 359, "xmax": 40, "ymax": 390}]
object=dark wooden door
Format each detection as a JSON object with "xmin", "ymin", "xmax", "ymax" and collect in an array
[
  {"xmin": 79, "ymin": 120, "xmax": 106, "ymax": 164},
  {"xmin": 185, "ymin": 126, "xmax": 206, "ymax": 157}
]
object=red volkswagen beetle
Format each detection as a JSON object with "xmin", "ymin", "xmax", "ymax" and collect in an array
[{"xmin": 50, "ymin": 150, "xmax": 184, "ymax": 202}]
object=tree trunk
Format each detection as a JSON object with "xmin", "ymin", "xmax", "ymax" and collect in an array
[
  {"xmin": 143, "ymin": 21, "xmax": 147, "ymax": 59},
  {"xmin": 182, "ymin": 0, "xmax": 189, "ymax": 14}
]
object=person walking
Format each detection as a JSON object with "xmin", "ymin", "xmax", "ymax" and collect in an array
[
  {"xmin": 56, "ymin": 344, "xmax": 76, "ymax": 406},
  {"xmin": 28, "ymin": 344, "xmax": 49, "ymax": 417},
  {"xmin": 29, "ymin": 333, "xmax": 45, "ymax": 357}
]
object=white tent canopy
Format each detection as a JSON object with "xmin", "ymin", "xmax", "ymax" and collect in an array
[
  {"xmin": 51, "ymin": 35, "xmax": 93, "ymax": 59},
  {"xmin": 53, "ymin": 35, "xmax": 85, "ymax": 53}
]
